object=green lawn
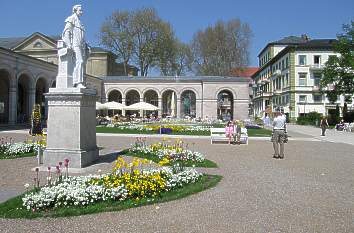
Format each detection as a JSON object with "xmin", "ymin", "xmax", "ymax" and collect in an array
[
  {"xmin": 0, "ymin": 151, "xmax": 36, "ymax": 160},
  {"xmin": 247, "ymin": 128, "xmax": 272, "ymax": 137},
  {"xmin": 123, "ymin": 150, "xmax": 218, "ymax": 168},
  {"xmin": 0, "ymin": 174, "xmax": 222, "ymax": 219},
  {"xmin": 96, "ymin": 126, "xmax": 272, "ymax": 137}
]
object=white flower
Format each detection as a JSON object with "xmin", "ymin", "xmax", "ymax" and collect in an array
[{"xmin": 24, "ymin": 183, "xmax": 30, "ymax": 188}]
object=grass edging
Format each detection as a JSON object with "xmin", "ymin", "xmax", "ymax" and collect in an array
[
  {"xmin": 0, "ymin": 174, "xmax": 222, "ymax": 219},
  {"xmin": 0, "ymin": 151, "xmax": 36, "ymax": 160}
]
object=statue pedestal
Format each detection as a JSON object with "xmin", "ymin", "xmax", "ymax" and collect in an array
[{"xmin": 43, "ymin": 88, "xmax": 98, "ymax": 168}]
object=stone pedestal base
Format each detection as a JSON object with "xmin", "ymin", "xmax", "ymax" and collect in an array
[{"xmin": 43, "ymin": 88, "xmax": 98, "ymax": 168}]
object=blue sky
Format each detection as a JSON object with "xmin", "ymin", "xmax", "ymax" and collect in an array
[{"xmin": 0, "ymin": 0, "xmax": 353, "ymax": 66}]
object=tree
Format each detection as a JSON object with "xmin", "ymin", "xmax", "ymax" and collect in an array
[
  {"xmin": 191, "ymin": 19, "xmax": 252, "ymax": 76},
  {"xmin": 321, "ymin": 21, "xmax": 354, "ymax": 101},
  {"xmin": 99, "ymin": 11, "xmax": 134, "ymax": 75},
  {"xmin": 99, "ymin": 8, "xmax": 177, "ymax": 76},
  {"xmin": 158, "ymin": 39, "xmax": 193, "ymax": 76}
]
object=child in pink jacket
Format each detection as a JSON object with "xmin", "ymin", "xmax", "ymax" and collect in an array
[{"xmin": 225, "ymin": 121, "xmax": 234, "ymax": 144}]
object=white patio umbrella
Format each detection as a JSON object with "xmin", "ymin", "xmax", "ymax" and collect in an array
[
  {"xmin": 103, "ymin": 101, "xmax": 125, "ymax": 116},
  {"xmin": 125, "ymin": 101, "xmax": 159, "ymax": 111},
  {"xmin": 96, "ymin": 102, "xmax": 107, "ymax": 110},
  {"xmin": 103, "ymin": 101, "xmax": 125, "ymax": 110}
]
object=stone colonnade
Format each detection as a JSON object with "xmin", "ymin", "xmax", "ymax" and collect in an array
[
  {"xmin": 103, "ymin": 77, "xmax": 250, "ymax": 120},
  {"xmin": 0, "ymin": 48, "xmax": 57, "ymax": 124}
]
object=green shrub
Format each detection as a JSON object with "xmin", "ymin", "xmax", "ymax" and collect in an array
[
  {"xmin": 343, "ymin": 111, "xmax": 354, "ymax": 123},
  {"xmin": 296, "ymin": 111, "xmax": 322, "ymax": 126}
]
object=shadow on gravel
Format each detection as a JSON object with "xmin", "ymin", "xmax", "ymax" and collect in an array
[{"xmin": 94, "ymin": 149, "xmax": 127, "ymax": 164}]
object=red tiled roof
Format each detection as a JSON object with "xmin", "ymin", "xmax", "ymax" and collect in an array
[{"xmin": 229, "ymin": 67, "xmax": 259, "ymax": 77}]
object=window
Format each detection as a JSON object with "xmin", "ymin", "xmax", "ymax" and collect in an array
[
  {"xmin": 33, "ymin": 42, "xmax": 43, "ymax": 48},
  {"xmin": 299, "ymin": 95, "xmax": 307, "ymax": 103},
  {"xmin": 299, "ymin": 73, "xmax": 307, "ymax": 86},
  {"xmin": 285, "ymin": 95, "xmax": 289, "ymax": 104},
  {"xmin": 314, "ymin": 55, "xmax": 321, "ymax": 65},
  {"xmin": 313, "ymin": 95, "xmax": 322, "ymax": 102},
  {"xmin": 285, "ymin": 73, "xmax": 289, "ymax": 87},
  {"xmin": 313, "ymin": 73, "xmax": 321, "ymax": 87},
  {"xmin": 285, "ymin": 57, "xmax": 289, "ymax": 68},
  {"xmin": 299, "ymin": 55, "xmax": 307, "ymax": 65}
]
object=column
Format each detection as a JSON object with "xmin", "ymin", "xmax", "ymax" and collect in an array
[
  {"xmin": 28, "ymin": 88, "xmax": 36, "ymax": 121},
  {"xmin": 176, "ymin": 97, "xmax": 181, "ymax": 118},
  {"xmin": 122, "ymin": 98, "xmax": 126, "ymax": 116},
  {"xmin": 158, "ymin": 98, "xmax": 162, "ymax": 118},
  {"xmin": 8, "ymin": 86, "xmax": 17, "ymax": 125},
  {"xmin": 196, "ymin": 99, "xmax": 202, "ymax": 119},
  {"xmin": 139, "ymin": 97, "xmax": 143, "ymax": 117}
]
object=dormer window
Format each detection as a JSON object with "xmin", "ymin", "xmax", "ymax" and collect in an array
[{"xmin": 33, "ymin": 42, "xmax": 43, "ymax": 48}]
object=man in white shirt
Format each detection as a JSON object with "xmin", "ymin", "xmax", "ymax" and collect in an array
[{"xmin": 271, "ymin": 110, "xmax": 287, "ymax": 159}]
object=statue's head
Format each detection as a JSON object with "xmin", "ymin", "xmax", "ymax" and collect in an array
[{"xmin": 72, "ymin": 4, "xmax": 83, "ymax": 16}]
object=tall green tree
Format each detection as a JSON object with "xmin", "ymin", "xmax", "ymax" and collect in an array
[
  {"xmin": 191, "ymin": 19, "xmax": 252, "ymax": 76},
  {"xmin": 158, "ymin": 39, "xmax": 193, "ymax": 76},
  {"xmin": 99, "ymin": 7, "xmax": 177, "ymax": 76},
  {"xmin": 321, "ymin": 21, "xmax": 354, "ymax": 102},
  {"xmin": 99, "ymin": 11, "xmax": 134, "ymax": 75}
]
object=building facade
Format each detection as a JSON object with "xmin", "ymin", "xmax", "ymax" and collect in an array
[
  {"xmin": 252, "ymin": 35, "xmax": 352, "ymax": 121},
  {"xmin": 0, "ymin": 33, "xmax": 250, "ymax": 124},
  {"xmin": 102, "ymin": 76, "xmax": 249, "ymax": 120}
]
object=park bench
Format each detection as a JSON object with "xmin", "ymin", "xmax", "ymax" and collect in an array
[{"xmin": 210, "ymin": 127, "xmax": 248, "ymax": 145}]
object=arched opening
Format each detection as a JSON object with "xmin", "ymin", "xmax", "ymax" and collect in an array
[
  {"xmin": 35, "ymin": 77, "xmax": 47, "ymax": 121},
  {"xmin": 125, "ymin": 90, "xmax": 140, "ymax": 117},
  {"xmin": 217, "ymin": 90, "xmax": 234, "ymax": 121},
  {"xmin": 180, "ymin": 90, "xmax": 196, "ymax": 118},
  {"xmin": 17, "ymin": 74, "xmax": 31, "ymax": 123},
  {"xmin": 0, "ymin": 70, "xmax": 10, "ymax": 124},
  {"xmin": 143, "ymin": 90, "xmax": 158, "ymax": 118},
  {"xmin": 107, "ymin": 90, "xmax": 123, "ymax": 116},
  {"xmin": 108, "ymin": 90, "xmax": 122, "ymax": 103},
  {"xmin": 162, "ymin": 90, "xmax": 177, "ymax": 118}
]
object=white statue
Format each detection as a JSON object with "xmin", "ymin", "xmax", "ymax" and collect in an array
[{"xmin": 62, "ymin": 4, "xmax": 90, "ymax": 88}]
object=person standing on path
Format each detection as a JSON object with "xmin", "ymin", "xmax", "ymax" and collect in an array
[
  {"xmin": 320, "ymin": 116, "xmax": 329, "ymax": 136},
  {"xmin": 271, "ymin": 110, "xmax": 287, "ymax": 159}
]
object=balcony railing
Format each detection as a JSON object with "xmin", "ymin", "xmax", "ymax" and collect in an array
[
  {"xmin": 273, "ymin": 90, "xmax": 282, "ymax": 95},
  {"xmin": 310, "ymin": 64, "xmax": 324, "ymax": 70}
]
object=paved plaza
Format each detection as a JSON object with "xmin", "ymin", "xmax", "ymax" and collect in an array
[{"xmin": 0, "ymin": 126, "xmax": 353, "ymax": 233}]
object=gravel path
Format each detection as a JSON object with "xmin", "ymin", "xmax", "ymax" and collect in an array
[{"xmin": 0, "ymin": 131, "xmax": 353, "ymax": 233}]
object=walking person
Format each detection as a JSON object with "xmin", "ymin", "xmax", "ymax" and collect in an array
[
  {"xmin": 320, "ymin": 116, "xmax": 329, "ymax": 136},
  {"xmin": 271, "ymin": 110, "xmax": 287, "ymax": 159}
]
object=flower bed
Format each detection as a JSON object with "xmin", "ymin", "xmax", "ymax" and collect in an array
[
  {"xmin": 104, "ymin": 121, "xmax": 213, "ymax": 134},
  {"xmin": 125, "ymin": 138, "xmax": 217, "ymax": 168},
  {"xmin": 0, "ymin": 136, "xmax": 45, "ymax": 159},
  {"xmin": 22, "ymin": 157, "xmax": 202, "ymax": 212}
]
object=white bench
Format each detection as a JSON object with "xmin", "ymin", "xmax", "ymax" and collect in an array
[{"xmin": 210, "ymin": 128, "xmax": 248, "ymax": 145}]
